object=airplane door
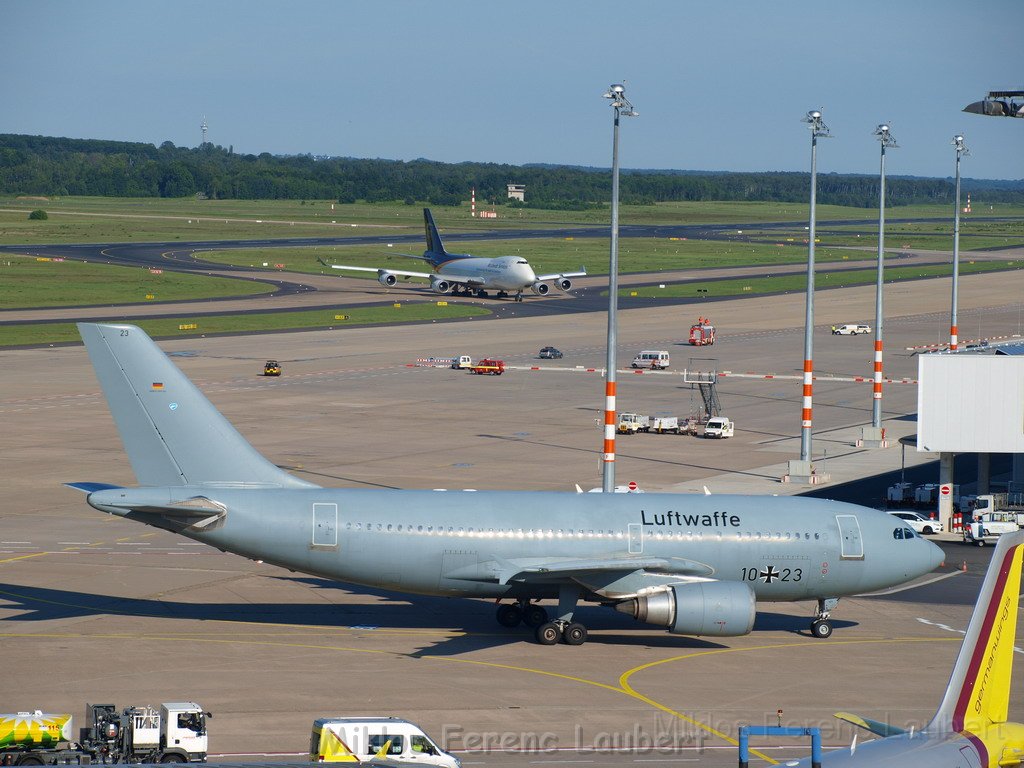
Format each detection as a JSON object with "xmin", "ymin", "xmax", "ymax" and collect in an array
[
  {"xmin": 628, "ymin": 523, "xmax": 643, "ymax": 554},
  {"xmin": 312, "ymin": 503, "xmax": 338, "ymax": 548},
  {"xmin": 835, "ymin": 514, "xmax": 864, "ymax": 560}
]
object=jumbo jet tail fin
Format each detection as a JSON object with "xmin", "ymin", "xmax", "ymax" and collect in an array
[
  {"xmin": 927, "ymin": 529, "xmax": 1024, "ymax": 735},
  {"xmin": 78, "ymin": 323, "xmax": 317, "ymax": 489},
  {"xmin": 423, "ymin": 208, "xmax": 448, "ymax": 259}
]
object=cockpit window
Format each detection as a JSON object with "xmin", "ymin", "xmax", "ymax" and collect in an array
[
  {"xmin": 515, "ymin": 259, "xmax": 528, "ymax": 265},
  {"xmin": 893, "ymin": 527, "xmax": 917, "ymax": 540}
]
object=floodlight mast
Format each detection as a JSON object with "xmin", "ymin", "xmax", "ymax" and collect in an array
[
  {"xmin": 601, "ymin": 83, "xmax": 638, "ymax": 493},
  {"xmin": 950, "ymin": 135, "xmax": 969, "ymax": 351},
  {"xmin": 799, "ymin": 110, "xmax": 830, "ymax": 464},
  {"xmin": 871, "ymin": 124, "xmax": 897, "ymax": 429}
]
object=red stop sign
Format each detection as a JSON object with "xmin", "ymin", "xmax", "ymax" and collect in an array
[
  {"xmin": 628, "ymin": 481, "xmax": 638, "ymax": 491},
  {"xmin": 940, "ymin": 485, "xmax": 951, "ymax": 495}
]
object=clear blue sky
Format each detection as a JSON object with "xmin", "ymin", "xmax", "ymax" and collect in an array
[{"xmin": 2, "ymin": 0, "xmax": 1021, "ymax": 180}]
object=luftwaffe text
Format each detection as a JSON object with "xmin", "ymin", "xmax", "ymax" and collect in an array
[{"xmin": 640, "ymin": 510, "xmax": 740, "ymax": 527}]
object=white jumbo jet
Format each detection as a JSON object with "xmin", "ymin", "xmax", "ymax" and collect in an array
[{"xmin": 319, "ymin": 208, "xmax": 586, "ymax": 302}]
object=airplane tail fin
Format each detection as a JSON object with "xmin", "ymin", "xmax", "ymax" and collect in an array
[
  {"xmin": 927, "ymin": 529, "xmax": 1024, "ymax": 734},
  {"xmin": 423, "ymin": 208, "xmax": 448, "ymax": 260},
  {"xmin": 78, "ymin": 323, "xmax": 317, "ymax": 489}
]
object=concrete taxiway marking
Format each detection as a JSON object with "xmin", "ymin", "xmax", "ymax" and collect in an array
[
  {"xmin": 0, "ymin": 625, "xmax": 962, "ymax": 765},
  {"xmin": 0, "ymin": 531, "xmax": 162, "ymax": 564}
]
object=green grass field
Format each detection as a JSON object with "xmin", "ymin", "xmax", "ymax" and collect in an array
[
  {"xmin": 620, "ymin": 259, "xmax": 1023, "ymax": 298},
  {"xmin": 3, "ymin": 195, "xmax": 1022, "ymax": 245},
  {"xmin": 0, "ymin": 254, "xmax": 274, "ymax": 309},
  {"xmin": 0, "ymin": 302, "xmax": 490, "ymax": 347}
]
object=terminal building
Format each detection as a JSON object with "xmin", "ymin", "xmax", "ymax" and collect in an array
[{"xmin": 506, "ymin": 183, "xmax": 525, "ymax": 202}]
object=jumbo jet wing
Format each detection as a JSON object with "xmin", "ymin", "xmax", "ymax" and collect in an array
[
  {"xmin": 535, "ymin": 266, "xmax": 587, "ymax": 282},
  {"xmin": 322, "ymin": 263, "xmax": 433, "ymax": 280}
]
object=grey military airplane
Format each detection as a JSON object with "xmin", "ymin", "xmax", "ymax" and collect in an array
[
  {"xmin": 788, "ymin": 529, "xmax": 1024, "ymax": 767},
  {"xmin": 318, "ymin": 208, "xmax": 585, "ymax": 302},
  {"xmin": 68, "ymin": 323, "xmax": 943, "ymax": 646}
]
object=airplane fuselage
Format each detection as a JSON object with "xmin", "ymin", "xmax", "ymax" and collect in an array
[
  {"xmin": 90, "ymin": 488, "xmax": 941, "ymax": 604},
  {"xmin": 434, "ymin": 254, "xmax": 538, "ymax": 291},
  {"xmin": 795, "ymin": 721, "xmax": 1024, "ymax": 766}
]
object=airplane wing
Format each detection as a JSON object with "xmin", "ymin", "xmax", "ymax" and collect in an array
[
  {"xmin": 323, "ymin": 263, "xmax": 434, "ymax": 280},
  {"xmin": 535, "ymin": 266, "xmax": 587, "ymax": 281},
  {"xmin": 443, "ymin": 554, "xmax": 714, "ymax": 586},
  {"xmin": 833, "ymin": 712, "xmax": 908, "ymax": 738}
]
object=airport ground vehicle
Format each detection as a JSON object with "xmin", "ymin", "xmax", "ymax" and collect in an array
[
  {"xmin": 964, "ymin": 511, "xmax": 1019, "ymax": 546},
  {"xmin": 310, "ymin": 717, "xmax": 459, "ymax": 768},
  {"xmin": 263, "ymin": 360, "xmax": 281, "ymax": 376},
  {"xmin": 469, "ymin": 358, "xmax": 504, "ymax": 375},
  {"xmin": 449, "ymin": 355, "xmax": 472, "ymax": 369},
  {"xmin": 631, "ymin": 350, "xmax": 670, "ymax": 369},
  {"xmin": 703, "ymin": 416, "xmax": 735, "ymax": 438},
  {"xmin": 617, "ymin": 413, "xmax": 650, "ymax": 434},
  {"xmin": 888, "ymin": 510, "xmax": 943, "ymax": 535},
  {"xmin": 688, "ymin": 319, "xmax": 715, "ymax": 346},
  {"xmin": 0, "ymin": 702, "xmax": 209, "ymax": 765},
  {"xmin": 538, "ymin": 346, "xmax": 562, "ymax": 359},
  {"xmin": 617, "ymin": 414, "xmax": 690, "ymax": 434},
  {"xmin": 831, "ymin": 323, "xmax": 872, "ymax": 335}
]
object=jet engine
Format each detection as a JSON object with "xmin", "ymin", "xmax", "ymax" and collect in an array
[
  {"xmin": 430, "ymin": 277, "xmax": 452, "ymax": 294},
  {"xmin": 377, "ymin": 272, "xmax": 398, "ymax": 287},
  {"xmin": 614, "ymin": 581, "xmax": 755, "ymax": 637},
  {"xmin": 554, "ymin": 278, "xmax": 573, "ymax": 291},
  {"xmin": 531, "ymin": 281, "xmax": 551, "ymax": 296}
]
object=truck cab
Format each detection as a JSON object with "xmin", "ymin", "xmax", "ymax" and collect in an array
[
  {"xmin": 311, "ymin": 717, "xmax": 459, "ymax": 768},
  {"xmin": 161, "ymin": 703, "xmax": 209, "ymax": 761}
]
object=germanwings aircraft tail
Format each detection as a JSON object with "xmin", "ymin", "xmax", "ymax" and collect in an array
[
  {"xmin": 77, "ymin": 323, "xmax": 316, "ymax": 489},
  {"xmin": 928, "ymin": 529, "xmax": 1023, "ymax": 736},
  {"xmin": 810, "ymin": 529, "xmax": 1024, "ymax": 765}
]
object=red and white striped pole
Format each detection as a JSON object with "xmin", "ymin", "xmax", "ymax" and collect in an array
[
  {"xmin": 603, "ymin": 380, "xmax": 617, "ymax": 469},
  {"xmin": 801, "ymin": 357, "xmax": 814, "ymax": 446},
  {"xmin": 471, "ymin": 187, "xmax": 476, "ymax": 217}
]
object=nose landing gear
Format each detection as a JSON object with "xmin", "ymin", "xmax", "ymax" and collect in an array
[{"xmin": 810, "ymin": 597, "xmax": 838, "ymax": 638}]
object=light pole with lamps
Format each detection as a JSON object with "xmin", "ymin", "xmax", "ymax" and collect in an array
[
  {"xmin": 950, "ymin": 134, "xmax": 968, "ymax": 351},
  {"xmin": 601, "ymin": 84, "xmax": 637, "ymax": 493},
  {"xmin": 787, "ymin": 110, "xmax": 830, "ymax": 484},
  {"xmin": 860, "ymin": 124, "xmax": 897, "ymax": 449}
]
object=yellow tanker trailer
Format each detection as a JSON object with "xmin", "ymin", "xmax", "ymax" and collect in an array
[{"xmin": 0, "ymin": 712, "xmax": 73, "ymax": 750}]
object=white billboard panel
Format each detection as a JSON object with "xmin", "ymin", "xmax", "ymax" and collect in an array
[{"xmin": 917, "ymin": 356, "xmax": 1024, "ymax": 453}]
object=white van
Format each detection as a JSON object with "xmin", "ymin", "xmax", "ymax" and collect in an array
[
  {"xmin": 631, "ymin": 350, "xmax": 670, "ymax": 369},
  {"xmin": 703, "ymin": 416, "xmax": 735, "ymax": 438},
  {"xmin": 311, "ymin": 717, "xmax": 459, "ymax": 768}
]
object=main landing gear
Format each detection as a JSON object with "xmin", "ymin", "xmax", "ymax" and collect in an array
[
  {"xmin": 811, "ymin": 597, "xmax": 838, "ymax": 639},
  {"xmin": 496, "ymin": 585, "xmax": 586, "ymax": 645}
]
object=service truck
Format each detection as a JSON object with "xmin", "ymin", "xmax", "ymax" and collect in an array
[
  {"xmin": 617, "ymin": 413, "xmax": 650, "ymax": 434},
  {"xmin": 688, "ymin": 320, "xmax": 715, "ymax": 346},
  {"xmin": 310, "ymin": 717, "xmax": 459, "ymax": 768},
  {"xmin": 0, "ymin": 702, "xmax": 209, "ymax": 765},
  {"xmin": 963, "ymin": 511, "xmax": 1019, "ymax": 546}
]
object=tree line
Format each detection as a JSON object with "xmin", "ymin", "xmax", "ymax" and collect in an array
[{"xmin": 1, "ymin": 133, "xmax": 1022, "ymax": 208}]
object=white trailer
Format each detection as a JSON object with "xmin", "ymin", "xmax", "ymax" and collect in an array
[{"xmin": 617, "ymin": 413, "xmax": 650, "ymax": 434}]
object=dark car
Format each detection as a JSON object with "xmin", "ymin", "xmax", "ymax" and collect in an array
[{"xmin": 538, "ymin": 347, "xmax": 563, "ymax": 359}]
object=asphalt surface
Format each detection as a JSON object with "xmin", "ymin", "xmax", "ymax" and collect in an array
[{"xmin": 3, "ymin": 237, "xmax": 1023, "ymax": 767}]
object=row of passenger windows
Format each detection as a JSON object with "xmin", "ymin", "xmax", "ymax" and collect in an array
[{"xmin": 343, "ymin": 522, "xmax": 823, "ymax": 541}]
